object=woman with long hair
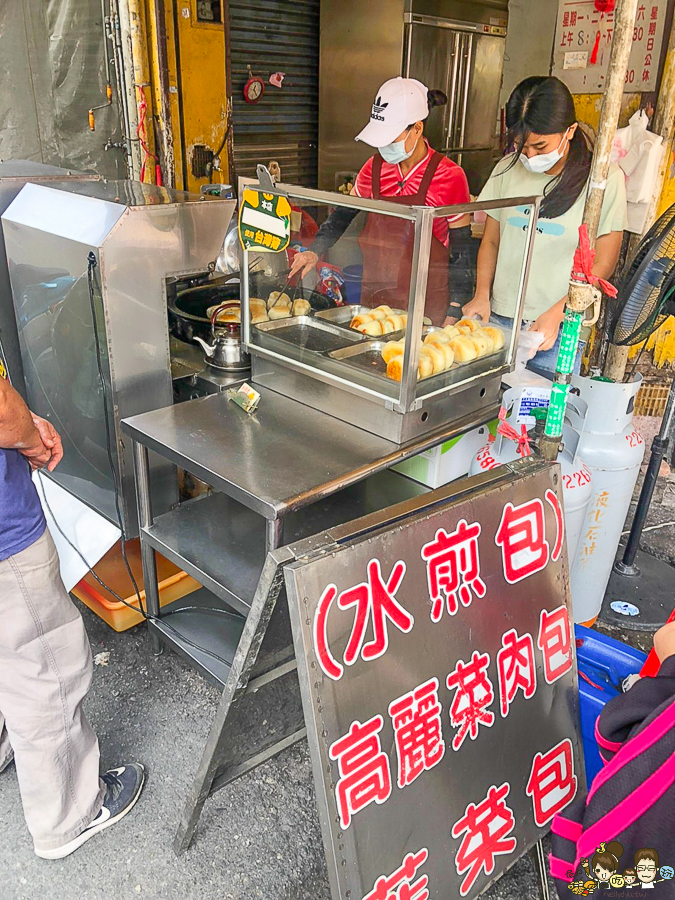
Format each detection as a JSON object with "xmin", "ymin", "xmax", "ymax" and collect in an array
[{"xmin": 463, "ymin": 76, "xmax": 627, "ymax": 377}]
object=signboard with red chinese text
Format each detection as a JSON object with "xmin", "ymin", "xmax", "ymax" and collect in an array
[
  {"xmin": 285, "ymin": 460, "xmax": 582, "ymax": 900},
  {"xmin": 552, "ymin": 0, "xmax": 667, "ymax": 93}
]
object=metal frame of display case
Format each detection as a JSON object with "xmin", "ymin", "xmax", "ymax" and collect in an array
[{"xmin": 239, "ymin": 176, "xmax": 541, "ymax": 442}]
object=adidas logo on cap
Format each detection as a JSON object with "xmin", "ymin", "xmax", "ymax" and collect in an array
[{"xmin": 371, "ymin": 96, "xmax": 389, "ymax": 122}]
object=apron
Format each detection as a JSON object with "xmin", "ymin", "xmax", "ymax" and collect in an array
[{"xmin": 358, "ymin": 151, "xmax": 451, "ymax": 325}]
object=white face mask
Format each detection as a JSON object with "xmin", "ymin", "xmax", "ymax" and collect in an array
[
  {"xmin": 520, "ymin": 129, "xmax": 572, "ymax": 174},
  {"xmin": 379, "ymin": 129, "xmax": 419, "ymax": 165}
]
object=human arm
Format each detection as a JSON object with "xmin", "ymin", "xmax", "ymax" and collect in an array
[
  {"xmin": 459, "ymin": 215, "xmax": 500, "ymax": 323},
  {"xmin": 289, "ymin": 206, "xmax": 360, "ymax": 278},
  {"xmin": 530, "ymin": 230, "xmax": 623, "ymax": 351},
  {"xmin": 654, "ymin": 620, "xmax": 675, "ymax": 663},
  {"xmin": 30, "ymin": 414, "xmax": 63, "ymax": 471},
  {"xmin": 289, "ymin": 159, "xmax": 374, "ymax": 278},
  {"xmin": 0, "ymin": 378, "xmax": 61, "ymax": 471}
]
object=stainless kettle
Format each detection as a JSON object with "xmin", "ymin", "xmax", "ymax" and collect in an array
[{"xmin": 193, "ymin": 303, "xmax": 251, "ymax": 371}]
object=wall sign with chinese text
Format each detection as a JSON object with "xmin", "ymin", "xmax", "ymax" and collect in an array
[
  {"xmin": 238, "ymin": 188, "xmax": 291, "ymax": 252},
  {"xmin": 552, "ymin": 0, "xmax": 667, "ymax": 93},
  {"xmin": 285, "ymin": 461, "xmax": 582, "ymax": 900}
]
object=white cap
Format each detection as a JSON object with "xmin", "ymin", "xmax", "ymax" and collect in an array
[{"xmin": 355, "ymin": 77, "xmax": 430, "ymax": 147}]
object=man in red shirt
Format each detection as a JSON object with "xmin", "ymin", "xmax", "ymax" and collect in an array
[{"xmin": 290, "ymin": 77, "xmax": 471, "ymax": 324}]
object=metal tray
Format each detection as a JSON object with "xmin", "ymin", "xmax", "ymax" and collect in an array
[
  {"xmin": 327, "ymin": 328, "xmax": 510, "ymax": 383},
  {"xmin": 327, "ymin": 340, "xmax": 390, "ymax": 376},
  {"xmin": 314, "ymin": 305, "xmax": 432, "ymax": 335},
  {"xmin": 315, "ymin": 305, "xmax": 407, "ymax": 327},
  {"xmin": 253, "ymin": 316, "xmax": 365, "ymax": 353}
]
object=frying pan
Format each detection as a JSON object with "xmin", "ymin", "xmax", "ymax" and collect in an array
[{"xmin": 168, "ymin": 271, "xmax": 336, "ymax": 345}]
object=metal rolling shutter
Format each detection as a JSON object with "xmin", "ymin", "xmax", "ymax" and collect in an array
[{"xmin": 229, "ymin": 0, "xmax": 320, "ymax": 186}]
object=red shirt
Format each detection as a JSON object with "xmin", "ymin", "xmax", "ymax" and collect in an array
[{"xmin": 353, "ymin": 142, "xmax": 470, "ymax": 247}]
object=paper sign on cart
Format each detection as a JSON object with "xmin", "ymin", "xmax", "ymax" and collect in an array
[{"xmin": 239, "ymin": 188, "xmax": 291, "ymax": 253}]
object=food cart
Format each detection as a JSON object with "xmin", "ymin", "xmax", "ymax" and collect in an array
[{"xmin": 118, "ymin": 180, "xmax": 585, "ymax": 899}]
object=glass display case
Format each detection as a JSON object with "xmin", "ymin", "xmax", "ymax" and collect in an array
[{"xmin": 241, "ymin": 180, "xmax": 541, "ymax": 443}]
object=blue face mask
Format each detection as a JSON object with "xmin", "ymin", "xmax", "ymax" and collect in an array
[{"xmin": 378, "ymin": 130, "xmax": 418, "ymax": 165}]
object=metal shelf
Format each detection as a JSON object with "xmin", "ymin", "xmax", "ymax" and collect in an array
[
  {"xmin": 149, "ymin": 587, "xmax": 246, "ymax": 688},
  {"xmin": 143, "ymin": 493, "xmax": 265, "ymax": 616},
  {"xmin": 143, "ymin": 470, "xmax": 430, "ymax": 620}
]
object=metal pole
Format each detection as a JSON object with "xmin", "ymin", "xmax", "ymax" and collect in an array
[
  {"xmin": 101, "ymin": 0, "xmax": 113, "ymax": 86},
  {"xmin": 132, "ymin": 440, "xmax": 162, "ymax": 654},
  {"xmin": 615, "ymin": 373, "xmax": 675, "ymax": 573},
  {"xmin": 529, "ymin": 840, "xmax": 552, "ymax": 900},
  {"xmin": 127, "ymin": 0, "xmax": 157, "ymax": 183},
  {"xmin": 115, "ymin": 0, "xmax": 143, "ymax": 179},
  {"xmin": 110, "ymin": 0, "xmax": 137, "ymax": 174},
  {"xmin": 223, "ymin": 0, "xmax": 236, "ymax": 187},
  {"xmin": 149, "ymin": 0, "xmax": 175, "ymax": 187},
  {"xmin": 540, "ymin": 0, "xmax": 640, "ymax": 460}
]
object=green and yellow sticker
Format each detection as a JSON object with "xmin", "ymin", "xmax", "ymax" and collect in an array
[{"xmin": 238, "ymin": 189, "xmax": 291, "ymax": 253}]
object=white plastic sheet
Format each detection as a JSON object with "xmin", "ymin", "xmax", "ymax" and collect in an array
[
  {"xmin": 33, "ymin": 471, "xmax": 120, "ymax": 592},
  {"xmin": 0, "ymin": 1, "xmax": 124, "ymax": 179}
]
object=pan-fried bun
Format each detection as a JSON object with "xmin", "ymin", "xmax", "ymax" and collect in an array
[
  {"xmin": 449, "ymin": 335, "xmax": 478, "ymax": 362},
  {"xmin": 382, "ymin": 340, "xmax": 404, "ymax": 364},
  {"xmin": 482, "ymin": 326, "xmax": 505, "ymax": 350},
  {"xmin": 457, "ymin": 317, "xmax": 482, "ymax": 333}
]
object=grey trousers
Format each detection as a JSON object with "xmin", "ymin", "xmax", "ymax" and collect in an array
[{"xmin": 0, "ymin": 530, "xmax": 104, "ymax": 852}]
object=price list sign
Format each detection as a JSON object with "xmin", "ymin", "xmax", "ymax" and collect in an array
[
  {"xmin": 285, "ymin": 462, "xmax": 583, "ymax": 900},
  {"xmin": 552, "ymin": 0, "xmax": 667, "ymax": 93}
]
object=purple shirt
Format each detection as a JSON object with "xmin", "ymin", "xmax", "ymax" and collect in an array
[{"xmin": 0, "ymin": 449, "xmax": 46, "ymax": 561}]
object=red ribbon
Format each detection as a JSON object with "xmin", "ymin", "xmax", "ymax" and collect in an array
[
  {"xmin": 497, "ymin": 407, "xmax": 532, "ymax": 457},
  {"xmin": 590, "ymin": 30, "xmax": 601, "ymax": 66},
  {"xmin": 571, "ymin": 224, "xmax": 618, "ymax": 298}
]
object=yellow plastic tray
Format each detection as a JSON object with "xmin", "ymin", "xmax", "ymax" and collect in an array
[{"xmin": 71, "ymin": 538, "xmax": 201, "ymax": 632}]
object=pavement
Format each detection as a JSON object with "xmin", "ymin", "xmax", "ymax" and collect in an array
[
  {"xmin": 0, "ymin": 602, "xmax": 558, "ymax": 900},
  {"xmin": 2, "ymin": 468, "xmax": 674, "ymax": 900}
]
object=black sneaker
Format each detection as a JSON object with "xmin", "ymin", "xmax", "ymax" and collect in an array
[{"xmin": 35, "ymin": 763, "xmax": 145, "ymax": 860}]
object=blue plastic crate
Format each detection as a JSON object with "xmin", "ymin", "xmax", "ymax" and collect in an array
[{"xmin": 575, "ymin": 625, "xmax": 646, "ymax": 788}]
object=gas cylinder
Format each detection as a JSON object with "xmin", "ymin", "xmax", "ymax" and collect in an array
[
  {"xmin": 470, "ymin": 387, "xmax": 593, "ymax": 583},
  {"xmin": 569, "ymin": 375, "xmax": 645, "ymax": 626}
]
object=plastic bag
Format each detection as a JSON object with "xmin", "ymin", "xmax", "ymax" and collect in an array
[
  {"xmin": 611, "ymin": 110, "xmax": 665, "ymax": 232},
  {"xmin": 516, "ymin": 329, "xmax": 544, "ymax": 366},
  {"xmin": 503, "ymin": 329, "xmax": 549, "ymax": 388}
]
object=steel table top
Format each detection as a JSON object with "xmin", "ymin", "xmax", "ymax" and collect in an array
[{"xmin": 122, "ymin": 387, "xmax": 497, "ymax": 520}]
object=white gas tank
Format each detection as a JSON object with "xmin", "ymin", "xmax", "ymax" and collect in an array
[
  {"xmin": 569, "ymin": 375, "xmax": 645, "ymax": 626},
  {"xmin": 470, "ymin": 388, "xmax": 593, "ymax": 578}
]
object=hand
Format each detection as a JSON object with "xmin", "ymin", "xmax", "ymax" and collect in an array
[
  {"xmin": 529, "ymin": 303, "xmax": 565, "ymax": 352},
  {"xmin": 20, "ymin": 439, "xmax": 53, "ymax": 472},
  {"xmin": 654, "ymin": 621, "xmax": 675, "ymax": 663},
  {"xmin": 288, "ymin": 250, "xmax": 319, "ymax": 279},
  {"xmin": 28, "ymin": 414, "xmax": 63, "ymax": 472},
  {"xmin": 461, "ymin": 294, "xmax": 491, "ymax": 324}
]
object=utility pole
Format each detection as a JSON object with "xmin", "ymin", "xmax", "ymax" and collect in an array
[{"xmin": 540, "ymin": 0, "xmax": 639, "ymax": 461}]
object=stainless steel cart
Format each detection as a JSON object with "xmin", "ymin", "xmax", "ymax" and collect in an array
[{"xmin": 122, "ymin": 385, "xmax": 497, "ymax": 849}]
